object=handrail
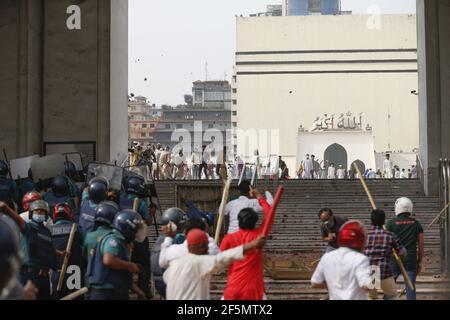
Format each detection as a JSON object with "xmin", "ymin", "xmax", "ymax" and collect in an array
[{"xmin": 438, "ymin": 159, "xmax": 450, "ymax": 272}]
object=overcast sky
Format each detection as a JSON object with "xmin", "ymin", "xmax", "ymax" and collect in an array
[{"xmin": 129, "ymin": 0, "xmax": 416, "ymax": 106}]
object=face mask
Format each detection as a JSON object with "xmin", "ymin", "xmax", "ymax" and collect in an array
[{"xmin": 32, "ymin": 214, "xmax": 46, "ymax": 224}]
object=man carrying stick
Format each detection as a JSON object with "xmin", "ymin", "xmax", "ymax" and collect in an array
[{"xmin": 220, "ymin": 187, "xmax": 279, "ymax": 300}]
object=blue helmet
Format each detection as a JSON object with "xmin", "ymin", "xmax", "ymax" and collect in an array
[
  {"xmin": 124, "ymin": 175, "xmax": 144, "ymax": 196},
  {"xmin": 88, "ymin": 177, "xmax": 108, "ymax": 204},
  {"xmin": 0, "ymin": 160, "xmax": 9, "ymax": 176},
  {"xmin": 52, "ymin": 175, "xmax": 69, "ymax": 197},
  {"xmin": 95, "ymin": 200, "xmax": 119, "ymax": 226},
  {"xmin": 113, "ymin": 210, "xmax": 144, "ymax": 243}
]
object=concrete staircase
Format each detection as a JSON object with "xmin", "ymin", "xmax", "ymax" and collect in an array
[{"xmin": 149, "ymin": 179, "xmax": 449, "ymax": 299}]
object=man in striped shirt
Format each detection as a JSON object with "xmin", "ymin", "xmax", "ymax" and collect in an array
[{"xmin": 364, "ymin": 209, "xmax": 406, "ymax": 300}]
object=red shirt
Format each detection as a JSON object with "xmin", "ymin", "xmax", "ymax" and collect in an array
[{"xmin": 219, "ymin": 197, "xmax": 272, "ymax": 300}]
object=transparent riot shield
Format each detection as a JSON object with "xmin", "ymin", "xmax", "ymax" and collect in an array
[
  {"xmin": 31, "ymin": 154, "xmax": 66, "ymax": 183},
  {"xmin": 10, "ymin": 155, "xmax": 39, "ymax": 180},
  {"xmin": 86, "ymin": 163, "xmax": 124, "ymax": 192}
]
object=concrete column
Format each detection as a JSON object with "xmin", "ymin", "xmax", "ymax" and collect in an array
[{"xmin": 417, "ymin": 0, "xmax": 450, "ymax": 195}]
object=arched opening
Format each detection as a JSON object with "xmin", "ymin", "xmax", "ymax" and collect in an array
[
  {"xmin": 351, "ymin": 159, "xmax": 366, "ymax": 174},
  {"xmin": 324, "ymin": 143, "xmax": 348, "ymax": 170}
]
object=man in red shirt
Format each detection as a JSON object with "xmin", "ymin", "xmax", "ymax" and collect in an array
[{"xmin": 219, "ymin": 187, "xmax": 274, "ymax": 300}]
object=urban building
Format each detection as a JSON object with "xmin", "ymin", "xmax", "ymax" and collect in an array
[
  {"xmin": 128, "ymin": 96, "xmax": 162, "ymax": 145},
  {"xmin": 234, "ymin": 14, "xmax": 418, "ymax": 172},
  {"xmin": 282, "ymin": 0, "xmax": 341, "ymax": 16},
  {"xmin": 192, "ymin": 80, "xmax": 232, "ymax": 109}
]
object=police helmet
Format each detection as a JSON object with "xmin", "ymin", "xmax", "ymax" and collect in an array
[
  {"xmin": 0, "ymin": 160, "xmax": 8, "ymax": 176},
  {"xmin": 52, "ymin": 175, "xmax": 69, "ymax": 197},
  {"xmin": 113, "ymin": 209, "xmax": 144, "ymax": 243},
  {"xmin": 125, "ymin": 175, "xmax": 145, "ymax": 196},
  {"xmin": 95, "ymin": 200, "xmax": 119, "ymax": 225},
  {"xmin": 53, "ymin": 203, "xmax": 74, "ymax": 221},
  {"xmin": 29, "ymin": 200, "xmax": 50, "ymax": 221},
  {"xmin": 160, "ymin": 208, "xmax": 186, "ymax": 229},
  {"xmin": 88, "ymin": 177, "xmax": 109, "ymax": 204}
]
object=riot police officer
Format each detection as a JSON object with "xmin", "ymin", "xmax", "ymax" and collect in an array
[
  {"xmin": 42, "ymin": 176, "xmax": 75, "ymax": 219},
  {"xmin": 83, "ymin": 201, "xmax": 119, "ymax": 263},
  {"xmin": 86, "ymin": 210, "xmax": 146, "ymax": 300},
  {"xmin": 150, "ymin": 207, "xmax": 186, "ymax": 299},
  {"xmin": 0, "ymin": 160, "xmax": 19, "ymax": 209},
  {"xmin": 49, "ymin": 203, "xmax": 83, "ymax": 298},
  {"xmin": 120, "ymin": 174, "xmax": 152, "ymax": 298},
  {"xmin": 78, "ymin": 177, "xmax": 108, "ymax": 240},
  {"xmin": 0, "ymin": 200, "xmax": 62, "ymax": 300}
]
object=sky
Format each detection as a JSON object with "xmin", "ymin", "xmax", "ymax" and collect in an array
[{"xmin": 128, "ymin": 0, "xmax": 416, "ymax": 106}]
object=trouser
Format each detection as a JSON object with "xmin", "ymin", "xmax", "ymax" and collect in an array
[
  {"xmin": 391, "ymin": 262, "xmax": 417, "ymax": 300},
  {"xmin": 154, "ymin": 278, "xmax": 166, "ymax": 300},
  {"xmin": 136, "ymin": 266, "xmax": 152, "ymax": 299},
  {"xmin": 192, "ymin": 165, "xmax": 199, "ymax": 179},
  {"xmin": 368, "ymin": 276, "xmax": 398, "ymax": 300},
  {"xmin": 199, "ymin": 163, "xmax": 208, "ymax": 179},
  {"xmin": 50, "ymin": 268, "xmax": 84, "ymax": 299},
  {"xmin": 216, "ymin": 164, "xmax": 222, "ymax": 180},
  {"xmin": 19, "ymin": 267, "xmax": 52, "ymax": 300},
  {"xmin": 88, "ymin": 288, "xmax": 129, "ymax": 300}
]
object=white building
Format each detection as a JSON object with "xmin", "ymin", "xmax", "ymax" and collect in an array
[{"xmin": 233, "ymin": 14, "xmax": 418, "ymax": 172}]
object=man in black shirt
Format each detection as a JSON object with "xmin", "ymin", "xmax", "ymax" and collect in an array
[{"xmin": 318, "ymin": 208, "xmax": 347, "ymax": 253}]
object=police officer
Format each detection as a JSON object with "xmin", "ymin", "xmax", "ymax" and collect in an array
[
  {"xmin": 150, "ymin": 207, "xmax": 186, "ymax": 299},
  {"xmin": 120, "ymin": 174, "xmax": 152, "ymax": 298},
  {"xmin": 78, "ymin": 177, "xmax": 109, "ymax": 240},
  {"xmin": 49, "ymin": 203, "xmax": 83, "ymax": 298},
  {"xmin": 0, "ymin": 160, "xmax": 19, "ymax": 209},
  {"xmin": 0, "ymin": 200, "xmax": 62, "ymax": 300},
  {"xmin": 42, "ymin": 176, "xmax": 75, "ymax": 220},
  {"xmin": 86, "ymin": 209, "xmax": 146, "ymax": 300},
  {"xmin": 83, "ymin": 201, "xmax": 119, "ymax": 263}
]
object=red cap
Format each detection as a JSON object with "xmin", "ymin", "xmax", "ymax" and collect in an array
[
  {"xmin": 338, "ymin": 220, "xmax": 366, "ymax": 252},
  {"xmin": 187, "ymin": 228, "xmax": 208, "ymax": 246}
]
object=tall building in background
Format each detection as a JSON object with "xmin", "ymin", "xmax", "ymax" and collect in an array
[
  {"xmin": 192, "ymin": 80, "xmax": 232, "ymax": 109},
  {"xmin": 283, "ymin": 0, "xmax": 341, "ymax": 16}
]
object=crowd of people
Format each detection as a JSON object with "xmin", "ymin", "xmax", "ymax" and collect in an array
[
  {"xmin": 297, "ymin": 153, "xmax": 418, "ymax": 180},
  {"xmin": 0, "ymin": 156, "xmax": 425, "ymax": 301}
]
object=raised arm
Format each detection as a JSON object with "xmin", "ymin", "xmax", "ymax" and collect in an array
[{"xmin": 0, "ymin": 201, "xmax": 26, "ymax": 231}]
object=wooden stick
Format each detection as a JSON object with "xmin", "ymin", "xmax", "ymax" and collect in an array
[
  {"xmin": 427, "ymin": 201, "xmax": 450, "ymax": 229},
  {"xmin": 60, "ymin": 287, "xmax": 88, "ymax": 300},
  {"xmin": 353, "ymin": 163, "xmax": 415, "ymax": 292},
  {"xmin": 133, "ymin": 197, "xmax": 139, "ymax": 212},
  {"xmin": 214, "ymin": 177, "xmax": 232, "ymax": 244},
  {"xmin": 56, "ymin": 223, "xmax": 77, "ymax": 294}
]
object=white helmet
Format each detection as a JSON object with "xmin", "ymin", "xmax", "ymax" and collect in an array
[{"xmin": 395, "ymin": 197, "xmax": 413, "ymax": 216}]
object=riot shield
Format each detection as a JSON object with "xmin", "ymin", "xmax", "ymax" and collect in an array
[
  {"xmin": 10, "ymin": 155, "xmax": 39, "ymax": 180},
  {"xmin": 31, "ymin": 154, "xmax": 66, "ymax": 183},
  {"xmin": 86, "ymin": 163, "xmax": 124, "ymax": 192},
  {"xmin": 63, "ymin": 152, "xmax": 83, "ymax": 171}
]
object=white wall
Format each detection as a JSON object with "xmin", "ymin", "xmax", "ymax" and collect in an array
[
  {"xmin": 297, "ymin": 131, "xmax": 376, "ymax": 171},
  {"xmin": 235, "ymin": 15, "xmax": 418, "ymax": 171}
]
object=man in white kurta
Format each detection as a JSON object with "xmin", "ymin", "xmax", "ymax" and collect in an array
[
  {"xmin": 383, "ymin": 154, "xmax": 394, "ymax": 179},
  {"xmin": 327, "ymin": 164, "xmax": 336, "ymax": 179},
  {"xmin": 302, "ymin": 154, "xmax": 313, "ymax": 179},
  {"xmin": 337, "ymin": 165, "xmax": 345, "ymax": 179},
  {"xmin": 163, "ymin": 229, "xmax": 265, "ymax": 300}
]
